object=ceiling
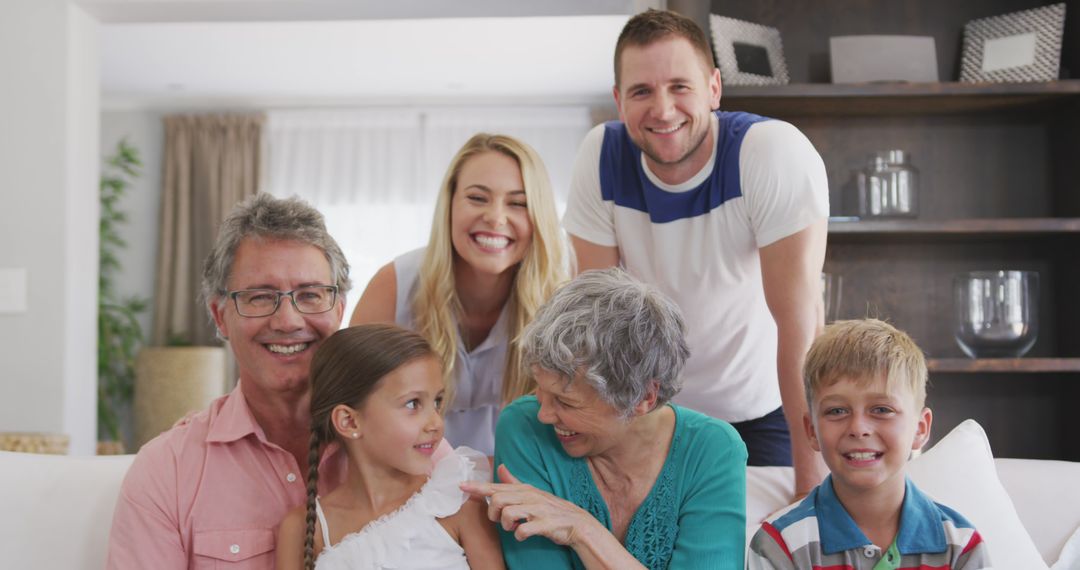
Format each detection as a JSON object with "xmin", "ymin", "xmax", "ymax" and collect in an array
[{"xmin": 100, "ymin": 15, "xmax": 630, "ymax": 109}]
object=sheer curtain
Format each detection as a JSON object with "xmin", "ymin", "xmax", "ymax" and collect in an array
[
  {"xmin": 263, "ymin": 107, "xmax": 591, "ymax": 319},
  {"xmin": 421, "ymin": 107, "xmax": 592, "ymax": 209}
]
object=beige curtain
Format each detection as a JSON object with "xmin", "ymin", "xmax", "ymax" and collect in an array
[{"xmin": 152, "ymin": 114, "xmax": 264, "ymax": 346}]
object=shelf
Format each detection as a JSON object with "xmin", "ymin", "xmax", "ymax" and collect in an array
[
  {"xmin": 722, "ymin": 80, "xmax": 1080, "ymax": 117},
  {"xmin": 928, "ymin": 358, "xmax": 1080, "ymax": 373},
  {"xmin": 827, "ymin": 218, "xmax": 1080, "ymax": 241}
]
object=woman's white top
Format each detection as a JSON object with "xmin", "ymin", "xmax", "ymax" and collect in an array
[
  {"xmin": 393, "ymin": 247, "xmax": 509, "ymax": 455},
  {"xmin": 314, "ymin": 446, "xmax": 489, "ymax": 570}
]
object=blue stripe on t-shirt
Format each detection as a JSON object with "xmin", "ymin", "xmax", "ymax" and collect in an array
[{"xmin": 598, "ymin": 111, "xmax": 769, "ymax": 224}]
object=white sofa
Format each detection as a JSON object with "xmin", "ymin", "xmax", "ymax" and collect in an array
[{"xmin": 1, "ymin": 420, "xmax": 1077, "ymax": 569}]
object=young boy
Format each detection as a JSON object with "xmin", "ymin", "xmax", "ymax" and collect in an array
[{"xmin": 747, "ymin": 319, "xmax": 990, "ymax": 569}]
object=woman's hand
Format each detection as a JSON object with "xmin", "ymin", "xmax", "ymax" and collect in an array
[
  {"xmin": 463, "ymin": 464, "xmax": 647, "ymax": 570},
  {"xmin": 460, "ymin": 464, "xmax": 599, "ymax": 547}
]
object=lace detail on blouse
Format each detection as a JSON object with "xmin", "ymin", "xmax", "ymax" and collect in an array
[
  {"xmin": 568, "ymin": 419, "xmax": 683, "ymax": 570},
  {"xmin": 625, "ymin": 429, "xmax": 681, "ymax": 570},
  {"xmin": 569, "ymin": 459, "xmax": 610, "ymax": 529}
]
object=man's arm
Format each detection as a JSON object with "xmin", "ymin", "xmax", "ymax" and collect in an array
[
  {"xmin": 106, "ymin": 447, "xmax": 187, "ymax": 569},
  {"xmin": 759, "ymin": 218, "xmax": 828, "ymax": 497},
  {"xmin": 570, "ymin": 235, "xmax": 619, "ymax": 274},
  {"xmin": 564, "ymin": 124, "xmax": 619, "ymax": 276}
]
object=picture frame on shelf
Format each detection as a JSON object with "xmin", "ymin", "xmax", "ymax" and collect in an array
[
  {"xmin": 709, "ymin": 14, "xmax": 789, "ymax": 86},
  {"xmin": 829, "ymin": 35, "xmax": 938, "ymax": 84},
  {"xmin": 959, "ymin": 3, "xmax": 1066, "ymax": 83}
]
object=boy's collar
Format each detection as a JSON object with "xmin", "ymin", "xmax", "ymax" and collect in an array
[{"xmin": 816, "ymin": 475, "xmax": 948, "ymax": 555}]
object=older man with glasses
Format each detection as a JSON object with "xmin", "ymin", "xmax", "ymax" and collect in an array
[{"xmin": 107, "ymin": 194, "xmax": 351, "ymax": 569}]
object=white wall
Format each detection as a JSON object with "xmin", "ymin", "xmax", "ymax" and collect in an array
[
  {"xmin": 0, "ymin": 0, "xmax": 100, "ymax": 455},
  {"xmin": 62, "ymin": 4, "xmax": 101, "ymax": 456}
]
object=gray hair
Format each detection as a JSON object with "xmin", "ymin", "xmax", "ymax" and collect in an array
[
  {"xmin": 202, "ymin": 194, "xmax": 352, "ymax": 312},
  {"xmin": 520, "ymin": 268, "xmax": 689, "ymax": 417}
]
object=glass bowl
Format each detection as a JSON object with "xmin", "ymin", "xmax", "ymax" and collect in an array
[{"xmin": 954, "ymin": 270, "xmax": 1038, "ymax": 358}]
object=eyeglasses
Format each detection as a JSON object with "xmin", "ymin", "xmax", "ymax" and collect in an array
[{"xmin": 226, "ymin": 285, "xmax": 339, "ymax": 318}]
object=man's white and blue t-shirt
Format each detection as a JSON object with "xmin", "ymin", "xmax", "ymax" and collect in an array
[{"xmin": 563, "ymin": 111, "xmax": 829, "ymax": 423}]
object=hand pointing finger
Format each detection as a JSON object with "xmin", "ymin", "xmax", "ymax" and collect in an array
[{"xmin": 459, "ymin": 480, "xmax": 496, "ymax": 497}]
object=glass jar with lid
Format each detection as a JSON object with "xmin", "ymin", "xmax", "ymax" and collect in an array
[{"xmin": 858, "ymin": 150, "xmax": 919, "ymax": 218}]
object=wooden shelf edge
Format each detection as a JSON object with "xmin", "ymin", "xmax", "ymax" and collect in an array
[
  {"xmin": 724, "ymin": 80, "xmax": 1080, "ymax": 99},
  {"xmin": 828, "ymin": 218, "xmax": 1080, "ymax": 235},
  {"xmin": 928, "ymin": 358, "xmax": 1080, "ymax": 373},
  {"xmin": 722, "ymin": 80, "xmax": 1080, "ymax": 116}
]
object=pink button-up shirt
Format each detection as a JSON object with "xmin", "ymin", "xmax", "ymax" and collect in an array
[{"xmin": 106, "ymin": 385, "xmax": 346, "ymax": 569}]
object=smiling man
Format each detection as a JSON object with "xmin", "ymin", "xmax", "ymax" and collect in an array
[
  {"xmin": 564, "ymin": 9, "xmax": 829, "ymax": 496},
  {"xmin": 107, "ymin": 194, "xmax": 352, "ymax": 569}
]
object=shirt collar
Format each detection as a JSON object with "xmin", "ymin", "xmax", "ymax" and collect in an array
[
  {"xmin": 204, "ymin": 383, "xmax": 345, "ymax": 466},
  {"xmin": 640, "ymin": 111, "xmax": 719, "ymax": 192},
  {"xmin": 205, "ymin": 383, "xmax": 265, "ymax": 444},
  {"xmin": 893, "ymin": 477, "xmax": 948, "ymax": 555},
  {"xmin": 816, "ymin": 475, "xmax": 947, "ymax": 555}
]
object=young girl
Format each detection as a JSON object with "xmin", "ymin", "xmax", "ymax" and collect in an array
[
  {"xmin": 349, "ymin": 133, "xmax": 569, "ymax": 455},
  {"xmin": 276, "ymin": 324, "xmax": 505, "ymax": 570}
]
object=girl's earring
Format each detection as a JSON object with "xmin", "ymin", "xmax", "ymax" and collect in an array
[{"xmin": 351, "ymin": 432, "xmax": 359, "ymax": 439}]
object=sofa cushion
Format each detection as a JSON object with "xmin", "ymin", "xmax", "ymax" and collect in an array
[
  {"xmin": 1050, "ymin": 525, "xmax": 1080, "ymax": 570},
  {"xmin": 0, "ymin": 450, "xmax": 134, "ymax": 570},
  {"xmin": 995, "ymin": 457, "xmax": 1080, "ymax": 569},
  {"xmin": 908, "ymin": 419, "xmax": 1047, "ymax": 570}
]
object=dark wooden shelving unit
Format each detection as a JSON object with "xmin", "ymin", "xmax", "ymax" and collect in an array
[{"xmin": 712, "ymin": 0, "xmax": 1080, "ymax": 460}]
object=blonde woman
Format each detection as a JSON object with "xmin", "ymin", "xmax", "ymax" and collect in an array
[{"xmin": 350, "ymin": 133, "xmax": 569, "ymax": 455}]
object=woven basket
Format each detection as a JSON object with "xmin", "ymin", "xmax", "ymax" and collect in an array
[{"xmin": 0, "ymin": 432, "xmax": 70, "ymax": 455}]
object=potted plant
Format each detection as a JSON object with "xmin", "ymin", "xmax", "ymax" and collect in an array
[
  {"xmin": 134, "ymin": 340, "xmax": 227, "ymax": 448},
  {"xmin": 97, "ymin": 139, "xmax": 146, "ymax": 454}
]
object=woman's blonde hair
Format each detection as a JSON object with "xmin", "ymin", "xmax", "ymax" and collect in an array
[{"xmin": 413, "ymin": 133, "xmax": 569, "ymax": 405}]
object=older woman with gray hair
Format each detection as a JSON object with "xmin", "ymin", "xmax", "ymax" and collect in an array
[{"xmin": 461, "ymin": 268, "xmax": 747, "ymax": 569}]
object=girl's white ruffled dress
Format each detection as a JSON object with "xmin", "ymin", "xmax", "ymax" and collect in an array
[{"xmin": 314, "ymin": 446, "xmax": 489, "ymax": 569}]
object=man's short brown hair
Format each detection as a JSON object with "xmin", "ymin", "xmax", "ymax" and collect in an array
[
  {"xmin": 614, "ymin": 9, "xmax": 716, "ymax": 87},
  {"xmin": 804, "ymin": 319, "xmax": 928, "ymax": 409}
]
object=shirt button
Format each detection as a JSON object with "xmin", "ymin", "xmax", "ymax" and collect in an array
[
  {"xmin": 863, "ymin": 546, "xmax": 875, "ymax": 558},
  {"xmin": 230, "ymin": 544, "xmax": 240, "ymax": 554},
  {"xmin": 286, "ymin": 472, "xmax": 297, "ymax": 483}
]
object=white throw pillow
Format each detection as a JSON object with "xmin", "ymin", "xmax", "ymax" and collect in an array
[
  {"xmin": 996, "ymin": 457, "xmax": 1080, "ymax": 566},
  {"xmin": 908, "ymin": 419, "xmax": 1047, "ymax": 570},
  {"xmin": 1050, "ymin": 525, "xmax": 1080, "ymax": 570},
  {"xmin": 745, "ymin": 465, "xmax": 796, "ymax": 528}
]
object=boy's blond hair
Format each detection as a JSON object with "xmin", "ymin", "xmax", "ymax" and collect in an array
[{"xmin": 804, "ymin": 319, "xmax": 927, "ymax": 409}]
